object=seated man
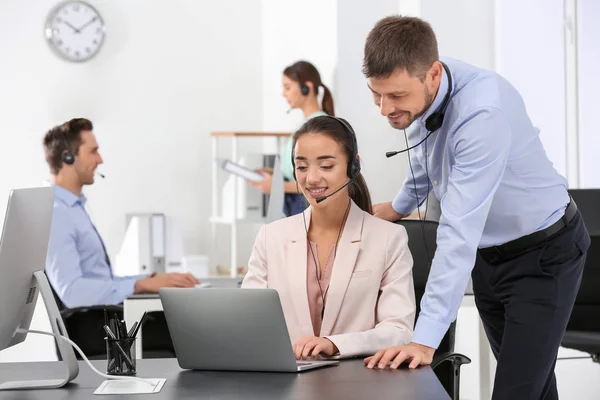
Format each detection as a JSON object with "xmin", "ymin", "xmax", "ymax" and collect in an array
[{"xmin": 43, "ymin": 118, "xmax": 199, "ymax": 308}]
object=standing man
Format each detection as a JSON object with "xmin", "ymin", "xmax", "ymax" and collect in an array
[{"xmin": 362, "ymin": 16, "xmax": 589, "ymax": 400}]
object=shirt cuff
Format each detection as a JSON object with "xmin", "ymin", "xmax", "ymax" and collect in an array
[
  {"xmin": 411, "ymin": 315, "xmax": 451, "ymax": 350},
  {"xmin": 392, "ymin": 187, "xmax": 418, "ymax": 215},
  {"xmin": 115, "ymin": 276, "xmax": 140, "ymax": 301}
]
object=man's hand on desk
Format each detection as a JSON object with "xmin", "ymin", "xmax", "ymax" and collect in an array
[
  {"xmin": 373, "ymin": 202, "xmax": 411, "ymax": 222},
  {"xmin": 364, "ymin": 342, "xmax": 435, "ymax": 370},
  {"xmin": 134, "ymin": 272, "xmax": 199, "ymax": 293},
  {"xmin": 293, "ymin": 336, "xmax": 339, "ymax": 360}
]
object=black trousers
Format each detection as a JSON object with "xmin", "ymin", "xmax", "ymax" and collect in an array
[{"xmin": 472, "ymin": 211, "xmax": 590, "ymax": 400}]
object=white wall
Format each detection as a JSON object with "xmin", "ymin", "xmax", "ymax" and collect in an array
[
  {"xmin": 577, "ymin": 0, "xmax": 600, "ymax": 188},
  {"xmin": 335, "ymin": 0, "xmax": 409, "ymax": 205},
  {"xmin": 261, "ymin": 0, "xmax": 337, "ymax": 133},
  {"xmin": 494, "ymin": 0, "xmax": 567, "ymax": 178},
  {"xmin": 0, "ymin": 0, "xmax": 263, "ymax": 361},
  {"xmin": 422, "ymin": 0, "xmax": 495, "ymax": 70},
  {"xmin": 0, "ymin": 0, "xmax": 263, "ymax": 266}
]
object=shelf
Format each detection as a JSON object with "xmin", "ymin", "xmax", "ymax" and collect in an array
[
  {"xmin": 209, "ymin": 216, "xmax": 267, "ymax": 225},
  {"xmin": 210, "ymin": 131, "xmax": 291, "ymax": 138}
]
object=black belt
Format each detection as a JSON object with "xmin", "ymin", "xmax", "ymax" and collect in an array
[{"xmin": 479, "ymin": 199, "xmax": 578, "ymax": 264}]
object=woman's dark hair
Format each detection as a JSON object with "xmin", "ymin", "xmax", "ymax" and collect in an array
[
  {"xmin": 293, "ymin": 116, "xmax": 372, "ymax": 214},
  {"xmin": 284, "ymin": 60, "xmax": 335, "ymax": 116}
]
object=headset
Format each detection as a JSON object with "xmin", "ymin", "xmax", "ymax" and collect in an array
[
  {"xmin": 292, "ymin": 116, "xmax": 361, "ymax": 204},
  {"xmin": 385, "ymin": 61, "xmax": 453, "ymax": 265},
  {"xmin": 59, "ymin": 122, "xmax": 75, "ymax": 165},
  {"xmin": 292, "ymin": 115, "xmax": 358, "ymax": 320},
  {"xmin": 385, "ymin": 62, "xmax": 452, "ymax": 158},
  {"xmin": 55, "ymin": 121, "xmax": 105, "ymax": 179},
  {"xmin": 291, "ymin": 65, "xmax": 310, "ymax": 96}
]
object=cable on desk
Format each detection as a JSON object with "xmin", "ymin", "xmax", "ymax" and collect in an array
[{"xmin": 15, "ymin": 328, "xmax": 154, "ymax": 386}]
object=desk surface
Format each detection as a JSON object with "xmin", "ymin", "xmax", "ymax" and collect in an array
[{"xmin": 0, "ymin": 358, "xmax": 449, "ymax": 399}]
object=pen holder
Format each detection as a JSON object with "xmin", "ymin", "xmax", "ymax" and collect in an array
[{"xmin": 105, "ymin": 337, "xmax": 137, "ymax": 376}]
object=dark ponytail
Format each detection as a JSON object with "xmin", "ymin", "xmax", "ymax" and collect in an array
[
  {"xmin": 321, "ymin": 84, "xmax": 335, "ymax": 116},
  {"xmin": 348, "ymin": 173, "xmax": 372, "ymax": 214},
  {"xmin": 293, "ymin": 116, "xmax": 373, "ymax": 214},
  {"xmin": 284, "ymin": 61, "xmax": 335, "ymax": 116}
]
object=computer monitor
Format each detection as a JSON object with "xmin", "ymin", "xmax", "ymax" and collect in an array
[{"xmin": 0, "ymin": 187, "xmax": 78, "ymax": 390}]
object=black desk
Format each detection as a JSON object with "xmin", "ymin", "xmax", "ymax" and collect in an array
[{"xmin": 0, "ymin": 358, "xmax": 450, "ymax": 399}]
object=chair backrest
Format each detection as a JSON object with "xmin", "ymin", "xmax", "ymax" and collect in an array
[
  {"xmin": 394, "ymin": 219, "xmax": 455, "ymax": 353},
  {"xmin": 566, "ymin": 190, "xmax": 600, "ymax": 332}
]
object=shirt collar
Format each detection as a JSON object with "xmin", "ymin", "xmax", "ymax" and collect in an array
[
  {"xmin": 418, "ymin": 63, "xmax": 452, "ymax": 128},
  {"xmin": 52, "ymin": 184, "xmax": 87, "ymax": 207}
]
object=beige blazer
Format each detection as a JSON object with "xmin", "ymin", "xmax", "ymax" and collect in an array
[{"xmin": 242, "ymin": 201, "xmax": 416, "ymax": 358}]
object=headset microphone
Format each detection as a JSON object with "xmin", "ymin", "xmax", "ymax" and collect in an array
[
  {"xmin": 384, "ymin": 62, "xmax": 453, "ymax": 158},
  {"xmin": 315, "ymin": 180, "xmax": 351, "ymax": 204},
  {"xmin": 95, "ymin": 172, "xmax": 105, "ymax": 179},
  {"xmin": 386, "ymin": 132, "xmax": 435, "ymax": 158}
]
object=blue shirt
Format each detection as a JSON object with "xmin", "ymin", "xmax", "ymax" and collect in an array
[
  {"xmin": 392, "ymin": 58, "xmax": 569, "ymax": 348},
  {"xmin": 45, "ymin": 185, "xmax": 145, "ymax": 308}
]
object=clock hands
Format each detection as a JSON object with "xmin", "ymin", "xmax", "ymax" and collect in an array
[
  {"xmin": 77, "ymin": 17, "xmax": 98, "ymax": 32},
  {"xmin": 63, "ymin": 20, "xmax": 80, "ymax": 33}
]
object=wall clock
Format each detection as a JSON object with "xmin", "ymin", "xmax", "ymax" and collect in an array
[{"xmin": 45, "ymin": 1, "xmax": 106, "ymax": 62}]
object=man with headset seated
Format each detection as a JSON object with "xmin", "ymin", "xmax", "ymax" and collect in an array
[
  {"xmin": 43, "ymin": 118, "xmax": 199, "ymax": 309},
  {"xmin": 362, "ymin": 16, "xmax": 590, "ymax": 400}
]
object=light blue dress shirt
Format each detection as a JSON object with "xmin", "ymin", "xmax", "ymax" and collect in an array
[
  {"xmin": 392, "ymin": 58, "xmax": 569, "ymax": 348},
  {"xmin": 45, "ymin": 185, "xmax": 145, "ymax": 308}
]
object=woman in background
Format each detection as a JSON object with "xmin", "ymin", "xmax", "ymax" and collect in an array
[{"xmin": 249, "ymin": 60, "xmax": 335, "ymax": 217}]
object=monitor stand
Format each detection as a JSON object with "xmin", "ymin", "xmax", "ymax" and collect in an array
[{"xmin": 0, "ymin": 270, "xmax": 79, "ymax": 390}]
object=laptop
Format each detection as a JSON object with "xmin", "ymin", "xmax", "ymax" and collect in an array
[{"xmin": 159, "ymin": 288, "xmax": 339, "ymax": 372}]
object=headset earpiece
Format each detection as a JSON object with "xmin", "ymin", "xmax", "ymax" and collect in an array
[
  {"xmin": 62, "ymin": 151, "xmax": 75, "ymax": 165},
  {"xmin": 291, "ymin": 66, "xmax": 310, "ymax": 96},
  {"xmin": 330, "ymin": 117, "xmax": 361, "ymax": 180},
  {"xmin": 59, "ymin": 124, "xmax": 75, "ymax": 165},
  {"xmin": 425, "ymin": 112, "xmax": 444, "ymax": 132},
  {"xmin": 300, "ymin": 84, "xmax": 309, "ymax": 96},
  {"xmin": 424, "ymin": 62, "xmax": 453, "ymax": 133}
]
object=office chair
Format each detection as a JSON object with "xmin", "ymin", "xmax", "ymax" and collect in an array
[
  {"xmin": 394, "ymin": 219, "xmax": 471, "ymax": 400},
  {"xmin": 47, "ymin": 275, "xmax": 175, "ymax": 360},
  {"xmin": 561, "ymin": 190, "xmax": 600, "ymax": 363}
]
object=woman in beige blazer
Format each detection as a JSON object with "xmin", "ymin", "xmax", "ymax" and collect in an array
[{"xmin": 242, "ymin": 116, "xmax": 416, "ymax": 360}]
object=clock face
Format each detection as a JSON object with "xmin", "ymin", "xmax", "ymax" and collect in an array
[{"xmin": 45, "ymin": 1, "xmax": 105, "ymax": 62}]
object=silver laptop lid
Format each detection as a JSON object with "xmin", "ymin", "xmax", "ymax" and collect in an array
[{"xmin": 159, "ymin": 288, "xmax": 299, "ymax": 372}]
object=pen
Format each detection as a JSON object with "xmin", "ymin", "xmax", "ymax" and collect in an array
[
  {"xmin": 111, "ymin": 319, "xmax": 119, "ymax": 340},
  {"xmin": 127, "ymin": 322, "xmax": 138, "ymax": 338},
  {"xmin": 114, "ymin": 313, "xmax": 123, "ymax": 339},
  {"xmin": 103, "ymin": 325, "xmax": 135, "ymax": 371},
  {"xmin": 119, "ymin": 320, "xmax": 128, "ymax": 339},
  {"xmin": 130, "ymin": 311, "xmax": 148, "ymax": 339}
]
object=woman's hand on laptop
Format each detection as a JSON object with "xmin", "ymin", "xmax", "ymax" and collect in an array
[
  {"xmin": 293, "ymin": 336, "xmax": 339, "ymax": 360},
  {"xmin": 134, "ymin": 273, "xmax": 199, "ymax": 293}
]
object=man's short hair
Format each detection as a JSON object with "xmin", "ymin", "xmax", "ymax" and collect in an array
[
  {"xmin": 43, "ymin": 118, "xmax": 93, "ymax": 174},
  {"xmin": 363, "ymin": 15, "xmax": 439, "ymax": 80}
]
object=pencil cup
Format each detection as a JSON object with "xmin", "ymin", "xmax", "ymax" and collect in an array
[{"xmin": 105, "ymin": 337, "xmax": 137, "ymax": 375}]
